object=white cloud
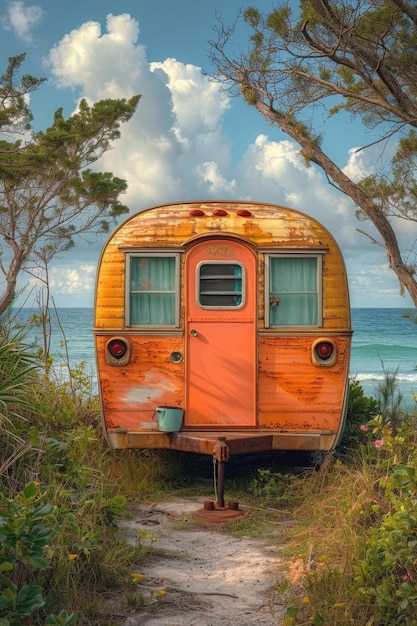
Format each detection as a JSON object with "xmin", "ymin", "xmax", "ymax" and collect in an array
[
  {"xmin": 47, "ymin": 13, "xmax": 235, "ymax": 208},
  {"xmin": 49, "ymin": 265, "xmax": 96, "ymax": 296},
  {"xmin": 24, "ymin": 265, "xmax": 96, "ymax": 299},
  {"xmin": 346, "ymin": 253, "xmax": 408, "ymax": 307},
  {"xmin": 150, "ymin": 58, "xmax": 231, "ymax": 135},
  {"xmin": 343, "ymin": 147, "xmax": 374, "ymax": 182},
  {"xmin": 236, "ymin": 134, "xmax": 358, "ymax": 244},
  {"xmin": 1, "ymin": 1, "xmax": 44, "ymax": 42},
  {"xmin": 41, "ymin": 12, "xmax": 414, "ymax": 309},
  {"xmin": 194, "ymin": 161, "xmax": 236, "ymax": 194},
  {"xmin": 48, "ymin": 14, "xmax": 144, "ymax": 97},
  {"xmin": 343, "ymin": 138, "xmax": 399, "ymax": 183}
]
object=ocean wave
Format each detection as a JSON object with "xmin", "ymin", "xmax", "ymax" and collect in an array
[
  {"xmin": 352, "ymin": 343, "xmax": 417, "ymax": 353},
  {"xmin": 351, "ymin": 373, "xmax": 417, "ymax": 383}
]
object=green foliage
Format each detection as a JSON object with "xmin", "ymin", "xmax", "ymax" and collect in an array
[
  {"xmin": 28, "ymin": 366, "xmax": 99, "ymax": 434},
  {"xmin": 0, "ymin": 54, "xmax": 140, "ymax": 314},
  {"xmin": 0, "ymin": 329, "xmax": 40, "ymax": 483},
  {"xmin": 0, "ymin": 402, "xmax": 162, "ymax": 622},
  {"xmin": 45, "ymin": 611, "xmax": 76, "ymax": 626},
  {"xmin": 266, "ymin": 7, "xmax": 291, "ymax": 37},
  {"xmin": 0, "ymin": 332, "xmax": 37, "ymax": 419},
  {"xmin": 374, "ymin": 364, "xmax": 406, "ymax": 428},
  {"xmin": 0, "ymin": 482, "xmax": 76, "ymax": 625},
  {"xmin": 0, "ymin": 54, "xmax": 45, "ymax": 138},
  {"xmin": 341, "ymin": 367, "xmax": 410, "ymax": 453},
  {"xmin": 243, "ymin": 7, "xmax": 261, "ymax": 28},
  {"xmin": 354, "ymin": 465, "xmax": 417, "ymax": 624},
  {"xmin": 352, "ymin": 416, "xmax": 417, "ymax": 625},
  {"xmin": 0, "ymin": 481, "xmax": 53, "ymax": 569},
  {"xmin": 338, "ymin": 379, "xmax": 380, "ymax": 451},
  {"xmin": 284, "ymin": 397, "xmax": 417, "ymax": 625},
  {"xmin": 0, "ymin": 322, "xmax": 175, "ymax": 622},
  {"xmin": 211, "ymin": 2, "xmax": 417, "ymax": 306},
  {"xmin": 249, "ymin": 467, "xmax": 296, "ymax": 504}
]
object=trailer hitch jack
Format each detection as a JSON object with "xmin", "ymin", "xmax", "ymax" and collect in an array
[
  {"xmin": 193, "ymin": 437, "xmax": 245, "ymax": 524},
  {"xmin": 212, "ymin": 437, "xmax": 230, "ymax": 509}
]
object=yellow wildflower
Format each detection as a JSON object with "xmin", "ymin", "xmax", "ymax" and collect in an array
[{"xmin": 131, "ymin": 572, "xmax": 146, "ymax": 583}]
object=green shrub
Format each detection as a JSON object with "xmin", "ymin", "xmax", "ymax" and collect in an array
[
  {"xmin": 287, "ymin": 409, "xmax": 417, "ymax": 625},
  {"xmin": 354, "ymin": 464, "xmax": 417, "ymax": 625},
  {"xmin": 338, "ymin": 379, "xmax": 380, "ymax": 452},
  {"xmin": 0, "ymin": 333, "xmax": 166, "ymax": 622},
  {"xmin": 0, "ymin": 481, "xmax": 76, "ymax": 625},
  {"xmin": 352, "ymin": 416, "xmax": 417, "ymax": 625},
  {"xmin": 0, "ymin": 333, "xmax": 37, "ymax": 418}
]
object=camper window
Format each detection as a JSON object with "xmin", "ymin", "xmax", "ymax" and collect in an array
[
  {"xmin": 197, "ymin": 262, "xmax": 244, "ymax": 309},
  {"xmin": 265, "ymin": 255, "xmax": 321, "ymax": 327},
  {"xmin": 127, "ymin": 253, "xmax": 179, "ymax": 326}
]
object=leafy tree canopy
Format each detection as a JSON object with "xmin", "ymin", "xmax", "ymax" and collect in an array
[
  {"xmin": 0, "ymin": 54, "xmax": 140, "ymax": 314},
  {"xmin": 210, "ymin": 0, "xmax": 417, "ymax": 308}
]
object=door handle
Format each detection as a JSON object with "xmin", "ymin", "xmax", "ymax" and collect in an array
[{"xmin": 190, "ymin": 329, "xmax": 198, "ymax": 337}]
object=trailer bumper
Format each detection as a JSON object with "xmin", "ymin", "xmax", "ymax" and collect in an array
[{"xmin": 105, "ymin": 429, "xmax": 337, "ymax": 455}]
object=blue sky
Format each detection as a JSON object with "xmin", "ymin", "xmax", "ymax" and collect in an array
[{"xmin": 0, "ymin": 0, "xmax": 415, "ymax": 308}]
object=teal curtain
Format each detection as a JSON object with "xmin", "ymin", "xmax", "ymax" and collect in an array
[
  {"xmin": 269, "ymin": 257, "xmax": 317, "ymax": 325},
  {"xmin": 130, "ymin": 257, "xmax": 175, "ymax": 325},
  {"xmin": 234, "ymin": 264, "xmax": 243, "ymax": 306}
]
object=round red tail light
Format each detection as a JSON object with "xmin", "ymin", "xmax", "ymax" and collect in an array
[
  {"xmin": 312, "ymin": 339, "xmax": 337, "ymax": 367},
  {"xmin": 105, "ymin": 337, "xmax": 131, "ymax": 366},
  {"xmin": 108, "ymin": 339, "xmax": 127, "ymax": 359},
  {"xmin": 315, "ymin": 341, "xmax": 333, "ymax": 360}
]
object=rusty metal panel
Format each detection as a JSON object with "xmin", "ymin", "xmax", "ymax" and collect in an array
[
  {"xmin": 96, "ymin": 334, "xmax": 184, "ymax": 430},
  {"xmin": 258, "ymin": 334, "xmax": 351, "ymax": 431},
  {"xmin": 105, "ymin": 429, "xmax": 336, "ymax": 453}
]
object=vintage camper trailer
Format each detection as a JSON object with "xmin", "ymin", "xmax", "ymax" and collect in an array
[{"xmin": 94, "ymin": 200, "xmax": 352, "ymax": 470}]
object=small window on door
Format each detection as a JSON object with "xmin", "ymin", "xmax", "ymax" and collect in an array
[
  {"xmin": 127, "ymin": 254, "xmax": 179, "ymax": 326},
  {"xmin": 265, "ymin": 255, "xmax": 322, "ymax": 326},
  {"xmin": 197, "ymin": 262, "xmax": 245, "ymax": 309}
]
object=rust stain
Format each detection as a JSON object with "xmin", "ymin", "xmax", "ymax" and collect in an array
[{"xmin": 95, "ymin": 201, "xmax": 351, "ymax": 451}]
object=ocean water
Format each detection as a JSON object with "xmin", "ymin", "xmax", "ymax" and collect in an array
[
  {"xmin": 12, "ymin": 307, "xmax": 417, "ymax": 408},
  {"xmin": 350, "ymin": 308, "xmax": 417, "ymax": 408}
]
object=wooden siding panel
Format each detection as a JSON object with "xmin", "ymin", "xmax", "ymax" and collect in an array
[{"xmin": 95, "ymin": 202, "xmax": 350, "ymax": 331}]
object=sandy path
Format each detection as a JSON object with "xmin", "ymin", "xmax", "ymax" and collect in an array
[{"xmin": 119, "ymin": 497, "xmax": 289, "ymax": 626}]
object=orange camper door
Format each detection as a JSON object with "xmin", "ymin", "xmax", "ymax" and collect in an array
[{"xmin": 185, "ymin": 239, "xmax": 256, "ymax": 427}]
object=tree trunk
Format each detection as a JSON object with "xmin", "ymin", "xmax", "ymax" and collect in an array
[{"xmin": 251, "ymin": 95, "xmax": 417, "ymax": 308}]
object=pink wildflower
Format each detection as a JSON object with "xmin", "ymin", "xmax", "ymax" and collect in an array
[
  {"xmin": 401, "ymin": 573, "xmax": 415, "ymax": 583},
  {"xmin": 374, "ymin": 439, "xmax": 384, "ymax": 448},
  {"xmin": 359, "ymin": 424, "xmax": 368, "ymax": 432}
]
